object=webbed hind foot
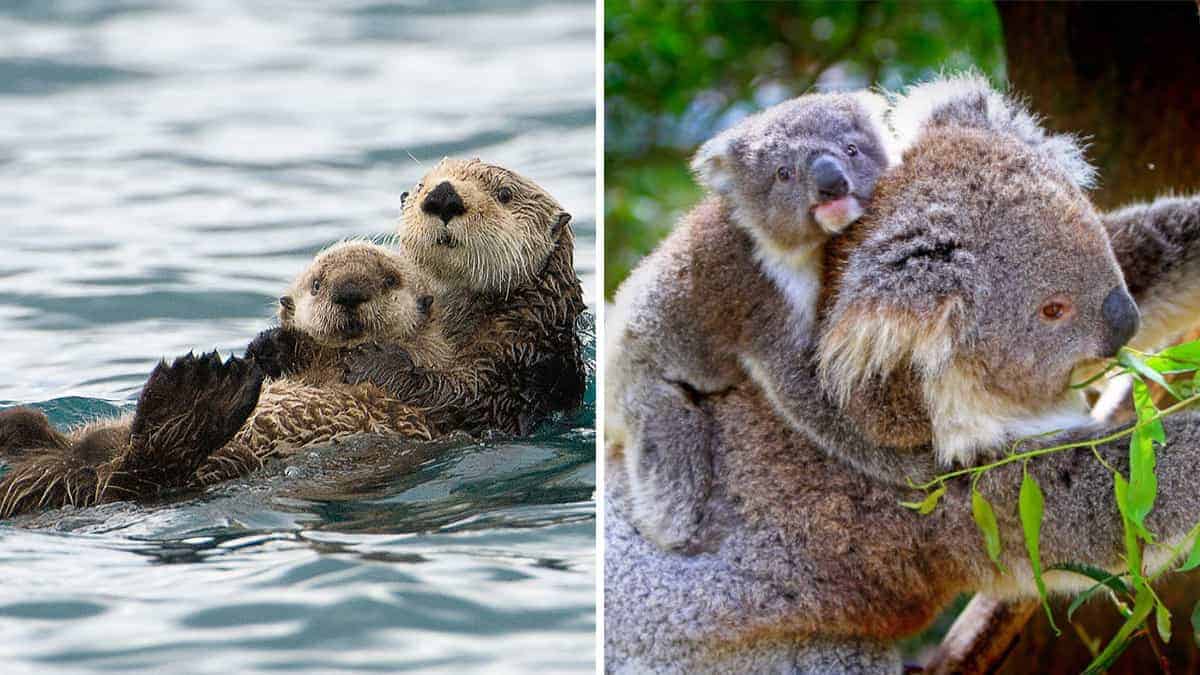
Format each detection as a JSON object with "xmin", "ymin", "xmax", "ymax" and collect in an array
[{"xmin": 122, "ymin": 351, "xmax": 264, "ymax": 492}]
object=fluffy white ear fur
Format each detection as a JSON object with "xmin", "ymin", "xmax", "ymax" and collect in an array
[
  {"xmin": 890, "ymin": 72, "xmax": 1096, "ymax": 190},
  {"xmin": 690, "ymin": 132, "xmax": 738, "ymax": 195},
  {"xmin": 853, "ymin": 90, "xmax": 903, "ymax": 167}
]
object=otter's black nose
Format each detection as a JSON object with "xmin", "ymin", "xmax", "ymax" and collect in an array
[
  {"xmin": 422, "ymin": 181, "xmax": 467, "ymax": 224},
  {"xmin": 332, "ymin": 283, "xmax": 370, "ymax": 310},
  {"xmin": 1100, "ymin": 286, "xmax": 1139, "ymax": 357},
  {"xmin": 811, "ymin": 155, "xmax": 850, "ymax": 201}
]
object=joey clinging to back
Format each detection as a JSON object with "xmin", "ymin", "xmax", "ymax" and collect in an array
[
  {"xmin": 606, "ymin": 92, "xmax": 895, "ymax": 552},
  {"xmin": 691, "ymin": 91, "xmax": 895, "ymax": 315}
]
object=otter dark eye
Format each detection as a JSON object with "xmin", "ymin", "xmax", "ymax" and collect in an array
[
  {"xmin": 497, "ymin": 186, "xmax": 513, "ymax": 204},
  {"xmin": 776, "ymin": 166, "xmax": 793, "ymax": 181},
  {"xmin": 311, "ymin": 278, "xmax": 321, "ymax": 294},
  {"xmin": 845, "ymin": 143, "xmax": 858, "ymax": 157}
]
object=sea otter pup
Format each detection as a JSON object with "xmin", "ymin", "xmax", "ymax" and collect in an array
[
  {"xmin": 193, "ymin": 240, "xmax": 454, "ymax": 485},
  {"xmin": 0, "ymin": 242, "xmax": 447, "ymax": 516},
  {"xmin": 337, "ymin": 158, "xmax": 589, "ymax": 435}
]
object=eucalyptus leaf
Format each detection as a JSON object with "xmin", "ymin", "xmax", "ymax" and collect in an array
[
  {"xmin": 972, "ymin": 488, "xmax": 1004, "ymax": 572},
  {"xmin": 1020, "ymin": 469, "xmax": 1058, "ymax": 634},
  {"xmin": 900, "ymin": 484, "xmax": 946, "ymax": 515},
  {"xmin": 1120, "ymin": 349, "xmax": 1183, "ymax": 399},
  {"xmin": 1151, "ymin": 340, "xmax": 1200, "ymax": 369},
  {"xmin": 1047, "ymin": 562, "xmax": 1130, "ymax": 596},
  {"xmin": 1157, "ymin": 600, "xmax": 1172, "ymax": 643},
  {"xmin": 1083, "ymin": 585, "xmax": 1154, "ymax": 675},
  {"xmin": 1179, "ymin": 530, "xmax": 1200, "ymax": 573},
  {"xmin": 1114, "ymin": 474, "xmax": 1143, "ymax": 584},
  {"xmin": 1126, "ymin": 380, "xmax": 1161, "ymax": 542},
  {"xmin": 1066, "ymin": 575, "xmax": 1127, "ymax": 622}
]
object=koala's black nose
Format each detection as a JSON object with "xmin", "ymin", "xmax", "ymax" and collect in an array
[
  {"xmin": 422, "ymin": 181, "xmax": 467, "ymax": 224},
  {"xmin": 331, "ymin": 282, "xmax": 371, "ymax": 310},
  {"xmin": 1100, "ymin": 286, "xmax": 1139, "ymax": 357},
  {"xmin": 811, "ymin": 156, "xmax": 850, "ymax": 201}
]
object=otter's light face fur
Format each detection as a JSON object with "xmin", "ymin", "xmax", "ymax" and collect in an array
[
  {"xmin": 398, "ymin": 158, "xmax": 570, "ymax": 295},
  {"xmin": 692, "ymin": 92, "xmax": 895, "ymax": 267},
  {"xmin": 820, "ymin": 76, "xmax": 1138, "ymax": 466},
  {"xmin": 280, "ymin": 241, "xmax": 433, "ymax": 347}
]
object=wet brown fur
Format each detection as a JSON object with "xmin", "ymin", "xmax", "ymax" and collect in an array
[{"xmin": 343, "ymin": 158, "xmax": 588, "ymax": 435}]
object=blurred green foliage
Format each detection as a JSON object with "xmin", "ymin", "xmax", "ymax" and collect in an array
[{"xmin": 604, "ymin": 0, "xmax": 1006, "ymax": 298}]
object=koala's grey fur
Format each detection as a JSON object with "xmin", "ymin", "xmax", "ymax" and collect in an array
[
  {"xmin": 605, "ymin": 75, "xmax": 1200, "ymax": 672},
  {"xmin": 1104, "ymin": 193, "xmax": 1200, "ymax": 350},
  {"xmin": 606, "ymin": 92, "xmax": 894, "ymax": 551}
]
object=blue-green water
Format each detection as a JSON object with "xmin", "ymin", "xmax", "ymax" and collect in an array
[{"xmin": 0, "ymin": 1, "xmax": 596, "ymax": 672}]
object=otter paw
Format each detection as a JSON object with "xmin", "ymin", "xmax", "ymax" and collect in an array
[
  {"xmin": 130, "ymin": 351, "xmax": 265, "ymax": 473},
  {"xmin": 245, "ymin": 326, "xmax": 303, "ymax": 378},
  {"xmin": 341, "ymin": 342, "xmax": 415, "ymax": 387}
]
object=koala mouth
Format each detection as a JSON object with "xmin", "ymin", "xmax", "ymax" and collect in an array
[{"xmin": 812, "ymin": 195, "xmax": 864, "ymax": 234}]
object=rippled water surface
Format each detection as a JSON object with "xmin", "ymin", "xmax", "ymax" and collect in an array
[{"xmin": 0, "ymin": 1, "xmax": 596, "ymax": 672}]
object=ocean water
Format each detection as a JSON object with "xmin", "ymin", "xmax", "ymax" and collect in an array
[{"xmin": 0, "ymin": 1, "xmax": 597, "ymax": 672}]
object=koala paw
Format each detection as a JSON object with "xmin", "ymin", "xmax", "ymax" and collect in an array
[{"xmin": 342, "ymin": 342, "xmax": 415, "ymax": 387}]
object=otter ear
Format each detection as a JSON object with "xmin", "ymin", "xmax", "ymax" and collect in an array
[
  {"xmin": 892, "ymin": 72, "xmax": 1096, "ymax": 189},
  {"xmin": 690, "ymin": 129, "xmax": 743, "ymax": 196},
  {"xmin": 552, "ymin": 211, "xmax": 571, "ymax": 235},
  {"xmin": 818, "ymin": 207, "xmax": 973, "ymax": 405}
]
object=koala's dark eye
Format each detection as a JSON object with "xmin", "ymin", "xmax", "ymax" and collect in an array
[
  {"xmin": 1039, "ymin": 298, "xmax": 1073, "ymax": 322},
  {"xmin": 497, "ymin": 186, "xmax": 513, "ymax": 204},
  {"xmin": 311, "ymin": 278, "xmax": 321, "ymax": 294},
  {"xmin": 400, "ymin": 191, "xmax": 409, "ymax": 206},
  {"xmin": 845, "ymin": 143, "xmax": 859, "ymax": 157},
  {"xmin": 776, "ymin": 166, "xmax": 793, "ymax": 181}
]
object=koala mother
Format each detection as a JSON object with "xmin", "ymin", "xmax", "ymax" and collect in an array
[{"xmin": 605, "ymin": 77, "xmax": 1200, "ymax": 673}]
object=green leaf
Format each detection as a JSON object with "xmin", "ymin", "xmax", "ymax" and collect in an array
[
  {"xmin": 1179, "ymin": 530, "xmax": 1200, "ymax": 572},
  {"xmin": 1126, "ymin": 380, "xmax": 1162, "ymax": 542},
  {"xmin": 1047, "ymin": 562, "xmax": 1131, "ymax": 596},
  {"xmin": 1066, "ymin": 574, "xmax": 1129, "ymax": 622},
  {"xmin": 1114, "ymin": 474, "xmax": 1144, "ymax": 585},
  {"xmin": 1157, "ymin": 600, "xmax": 1172, "ymax": 643},
  {"xmin": 1083, "ymin": 585, "xmax": 1155, "ymax": 675},
  {"xmin": 972, "ymin": 488, "xmax": 1005, "ymax": 572},
  {"xmin": 1148, "ymin": 340, "xmax": 1200, "ymax": 372},
  {"xmin": 900, "ymin": 484, "xmax": 946, "ymax": 515},
  {"xmin": 1020, "ymin": 469, "xmax": 1059, "ymax": 634},
  {"xmin": 1120, "ymin": 349, "xmax": 1183, "ymax": 399}
]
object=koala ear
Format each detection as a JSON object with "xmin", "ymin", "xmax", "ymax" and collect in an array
[
  {"xmin": 891, "ymin": 72, "xmax": 1096, "ymax": 190},
  {"xmin": 818, "ymin": 207, "xmax": 973, "ymax": 405},
  {"xmin": 690, "ymin": 130, "xmax": 741, "ymax": 196},
  {"xmin": 853, "ymin": 90, "xmax": 902, "ymax": 167}
]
